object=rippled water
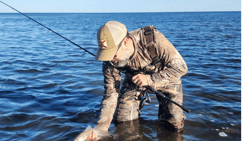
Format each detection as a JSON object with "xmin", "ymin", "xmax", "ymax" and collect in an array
[{"xmin": 0, "ymin": 12, "xmax": 241, "ymax": 141}]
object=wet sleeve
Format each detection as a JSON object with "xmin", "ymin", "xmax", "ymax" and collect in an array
[
  {"xmin": 97, "ymin": 62, "xmax": 121, "ymax": 130},
  {"xmin": 146, "ymin": 30, "xmax": 188, "ymax": 88}
]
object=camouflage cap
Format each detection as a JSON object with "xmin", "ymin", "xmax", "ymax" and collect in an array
[{"xmin": 96, "ymin": 21, "xmax": 127, "ymax": 61}]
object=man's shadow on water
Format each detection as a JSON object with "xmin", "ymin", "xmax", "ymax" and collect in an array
[{"xmin": 103, "ymin": 117, "xmax": 186, "ymax": 141}]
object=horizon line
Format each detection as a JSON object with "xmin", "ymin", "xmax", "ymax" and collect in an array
[{"xmin": 0, "ymin": 10, "xmax": 241, "ymax": 14}]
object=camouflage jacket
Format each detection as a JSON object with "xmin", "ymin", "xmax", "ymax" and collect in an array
[{"xmin": 97, "ymin": 26, "xmax": 188, "ymax": 130}]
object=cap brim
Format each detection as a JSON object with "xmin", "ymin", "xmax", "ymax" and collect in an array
[{"xmin": 95, "ymin": 45, "xmax": 118, "ymax": 61}]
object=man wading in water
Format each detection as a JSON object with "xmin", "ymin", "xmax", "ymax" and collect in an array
[{"xmin": 75, "ymin": 21, "xmax": 188, "ymax": 141}]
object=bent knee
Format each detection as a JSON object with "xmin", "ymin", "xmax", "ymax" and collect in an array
[
  {"xmin": 116, "ymin": 100, "xmax": 140, "ymax": 122},
  {"xmin": 166, "ymin": 114, "xmax": 185, "ymax": 130}
]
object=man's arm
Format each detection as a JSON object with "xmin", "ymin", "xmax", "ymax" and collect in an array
[{"xmin": 97, "ymin": 61, "xmax": 121, "ymax": 130}]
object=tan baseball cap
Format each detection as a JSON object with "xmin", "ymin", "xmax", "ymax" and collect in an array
[{"xmin": 96, "ymin": 21, "xmax": 127, "ymax": 61}]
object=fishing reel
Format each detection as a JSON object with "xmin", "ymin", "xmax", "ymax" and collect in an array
[{"xmin": 138, "ymin": 90, "xmax": 151, "ymax": 114}]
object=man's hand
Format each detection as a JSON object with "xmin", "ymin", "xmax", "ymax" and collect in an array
[{"xmin": 132, "ymin": 74, "xmax": 148, "ymax": 87}]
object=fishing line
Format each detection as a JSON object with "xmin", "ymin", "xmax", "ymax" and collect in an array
[
  {"xmin": 0, "ymin": 0, "xmax": 95, "ymax": 57},
  {"xmin": 1, "ymin": 1, "xmax": 190, "ymax": 113}
]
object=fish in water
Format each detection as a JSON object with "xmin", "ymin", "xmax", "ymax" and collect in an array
[{"xmin": 74, "ymin": 126, "xmax": 110, "ymax": 141}]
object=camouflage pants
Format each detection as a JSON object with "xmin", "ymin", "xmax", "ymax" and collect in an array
[
  {"xmin": 115, "ymin": 83, "xmax": 185, "ymax": 131},
  {"xmin": 116, "ymin": 90, "xmax": 141, "ymax": 122},
  {"xmin": 156, "ymin": 83, "xmax": 186, "ymax": 131}
]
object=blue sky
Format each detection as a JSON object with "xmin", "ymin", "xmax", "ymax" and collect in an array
[{"xmin": 0, "ymin": 0, "xmax": 241, "ymax": 13}]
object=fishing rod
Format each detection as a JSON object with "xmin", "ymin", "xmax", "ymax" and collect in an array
[
  {"xmin": 0, "ymin": 0, "xmax": 95, "ymax": 57},
  {"xmin": 144, "ymin": 86, "xmax": 190, "ymax": 113},
  {"xmin": 1, "ymin": 1, "xmax": 190, "ymax": 113}
]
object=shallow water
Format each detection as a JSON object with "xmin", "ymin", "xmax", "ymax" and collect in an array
[{"xmin": 0, "ymin": 12, "xmax": 241, "ymax": 141}]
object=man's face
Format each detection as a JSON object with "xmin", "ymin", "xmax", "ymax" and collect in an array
[{"xmin": 111, "ymin": 39, "xmax": 129, "ymax": 63}]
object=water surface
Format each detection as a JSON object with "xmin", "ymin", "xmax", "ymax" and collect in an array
[{"xmin": 0, "ymin": 12, "xmax": 241, "ymax": 140}]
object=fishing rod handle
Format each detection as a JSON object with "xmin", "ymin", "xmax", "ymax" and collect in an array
[
  {"xmin": 181, "ymin": 106, "xmax": 191, "ymax": 113},
  {"xmin": 144, "ymin": 86, "xmax": 191, "ymax": 113},
  {"xmin": 157, "ymin": 90, "xmax": 191, "ymax": 113},
  {"xmin": 169, "ymin": 100, "xmax": 191, "ymax": 113}
]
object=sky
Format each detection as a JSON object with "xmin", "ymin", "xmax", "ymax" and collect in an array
[{"xmin": 0, "ymin": 0, "xmax": 241, "ymax": 13}]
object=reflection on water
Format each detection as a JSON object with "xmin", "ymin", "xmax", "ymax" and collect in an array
[{"xmin": 95, "ymin": 118, "xmax": 186, "ymax": 141}]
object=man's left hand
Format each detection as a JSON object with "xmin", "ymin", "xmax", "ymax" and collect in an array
[{"xmin": 132, "ymin": 74, "xmax": 148, "ymax": 87}]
